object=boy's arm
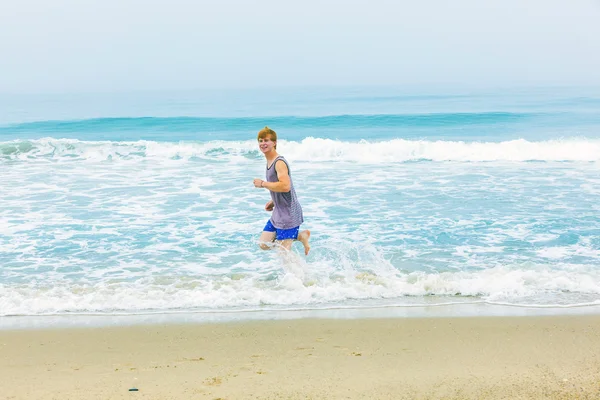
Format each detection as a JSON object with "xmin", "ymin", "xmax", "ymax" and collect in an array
[{"xmin": 261, "ymin": 160, "xmax": 291, "ymax": 193}]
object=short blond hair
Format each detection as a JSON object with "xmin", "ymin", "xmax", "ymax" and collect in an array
[{"xmin": 257, "ymin": 126, "xmax": 277, "ymax": 149}]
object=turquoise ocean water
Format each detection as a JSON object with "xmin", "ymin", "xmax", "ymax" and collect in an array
[{"xmin": 1, "ymin": 86, "xmax": 600, "ymax": 325}]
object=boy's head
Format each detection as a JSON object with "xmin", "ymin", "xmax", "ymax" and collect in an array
[{"xmin": 257, "ymin": 126, "xmax": 277, "ymax": 149}]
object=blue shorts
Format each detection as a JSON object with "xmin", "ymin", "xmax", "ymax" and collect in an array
[{"xmin": 263, "ymin": 219, "xmax": 300, "ymax": 241}]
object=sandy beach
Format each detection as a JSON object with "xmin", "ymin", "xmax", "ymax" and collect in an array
[{"xmin": 1, "ymin": 315, "xmax": 600, "ymax": 399}]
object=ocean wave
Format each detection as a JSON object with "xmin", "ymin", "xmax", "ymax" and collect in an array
[
  {"xmin": 0, "ymin": 112, "xmax": 537, "ymax": 134},
  {"xmin": 1, "ymin": 264, "xmax": 599, "ymax": 316},
  {"xmin": 2, "ymin": 137, "xmax": 600, "ymax": 163}
]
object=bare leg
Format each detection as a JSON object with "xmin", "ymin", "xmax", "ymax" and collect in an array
[
  {"xmin": 258, "ymin": 231, "xmax": 276, "ymax": 250},
  {"xmin": 276, "ymin": 239, "xmax": 306, "ymax": 279},
  {"xmin": 275, "ymin": 239, "xmax": 295, "ymax": 263},
  {"xmin": 279, "ymin": 239, "xmax": 294, "ymax": 252},
  {"xmin": 297, "ymin": 230, "xmax": 311, "ymax": 255}
]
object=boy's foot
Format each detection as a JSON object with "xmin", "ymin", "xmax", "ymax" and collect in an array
[{"xmin": 298, "ymin": 230, "xmax": 311, "ymax": 255}]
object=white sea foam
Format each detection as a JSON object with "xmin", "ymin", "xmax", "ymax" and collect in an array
[
  {"xmin": 1, "ymin": 263, "xmax": 599, "ymax": 316},
  {"xmin": 2, "ymin": 137, "xmax": 600, "ymax": 163}
]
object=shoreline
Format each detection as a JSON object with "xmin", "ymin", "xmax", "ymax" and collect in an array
[
  {"xmin": 1, "ymin": 315, "xmax": 600, "ymax": 399},
  {"xmin": 3, "ymin": 302, "xmax": 600, "ymax": 331},
  {"xmin": 2, "ymin": 302, "xmax": 600, "ymax": 331}
]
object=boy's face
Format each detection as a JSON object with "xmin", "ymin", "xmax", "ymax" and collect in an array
[{"xmin": 258, "ymin": 135, "xmax": 276, "ymax": 154}]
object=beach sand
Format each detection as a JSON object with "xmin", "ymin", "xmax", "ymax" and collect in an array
[{"xmin": 1, "ymin": 315, "xmax": 600, "ymax": 399}]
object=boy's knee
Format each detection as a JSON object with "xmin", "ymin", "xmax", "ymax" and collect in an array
[{"xmin": 259, "ymin": 243, "xmax": 271, "ymax": 250}]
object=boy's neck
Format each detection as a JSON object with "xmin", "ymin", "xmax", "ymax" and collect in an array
[{"xmin": 265, "ymin": 150, "xmax": 279, "ymax": 163}]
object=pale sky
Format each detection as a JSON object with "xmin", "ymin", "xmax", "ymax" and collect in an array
[{"xmin": 1, "ymin": 0, "xmax": 599, "ymax": 93}]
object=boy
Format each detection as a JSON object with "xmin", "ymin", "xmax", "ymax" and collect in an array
[{"xmin": 253, "ymin": 127, "xmax": 310, "ymax": 255}]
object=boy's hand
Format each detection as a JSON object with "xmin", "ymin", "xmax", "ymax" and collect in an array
[{"xmin": 265, "ymin": 201, "xmax": 274, "ymax": 211}]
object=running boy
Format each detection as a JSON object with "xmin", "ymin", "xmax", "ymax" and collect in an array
[{"xmin": 253, "ymin": 127, "xmax": 310, "ymax": 255}]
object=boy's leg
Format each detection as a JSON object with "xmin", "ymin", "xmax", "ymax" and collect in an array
[
  {"xmin": 258, "ymin": 231, "xmax": 276, "ymax": 250},
  {"xmin": 297, "ymin": 230, "xmax": 311, "ymax": 255},
  {"xmin": 278, "ymin": 239, "xmax": 294, "ymax": 251}
]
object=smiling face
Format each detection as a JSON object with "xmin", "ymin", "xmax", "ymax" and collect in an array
[
  {"xmin": 258, "ymin": 135, "xmax": 276, "ymax": 154},
  {"xmin": 257, "ymin": 127, "xmax": 278, "ymax": 155}
]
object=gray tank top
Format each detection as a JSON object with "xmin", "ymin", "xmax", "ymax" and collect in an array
[{"xmin": 266, "ymin": 156, "xmax": 304, "ymax": 229}]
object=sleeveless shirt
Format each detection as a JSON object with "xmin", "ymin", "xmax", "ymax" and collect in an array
[{"xmin": 266, "ymin": 156, "xmax": 304, "ymax": 229}]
